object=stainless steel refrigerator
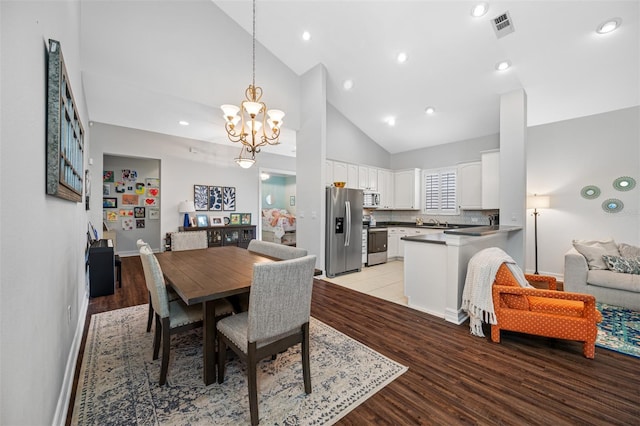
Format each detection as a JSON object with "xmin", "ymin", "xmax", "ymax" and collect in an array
[{"xmin": 326, "ymin": 187, "xmax": 364, "ymax": 278}]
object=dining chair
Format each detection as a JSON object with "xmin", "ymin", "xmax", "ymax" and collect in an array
[
  {"xmin": 139, "ymin": 245, "xmax": 234, "ymax": 385},
  {"xmin": 217, "ymin": 254, "xmax": 317, "ymax": 425},
  {"xmin": 247, "ymin": 239, "xmax": 307, "ymax": 260},
  {"xmin": 171, "ymin": 230, "xmax": 208, "ymax": 251}
]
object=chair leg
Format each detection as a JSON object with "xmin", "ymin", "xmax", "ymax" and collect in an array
[
  {"xmin": 153, "ymin": 313, "xmax": 161, "ymax": 360},
  {"xmin": 490, "ymin": 325, "xmax": 501, "ymax": 343},
  {"xmin": 583, "ymin": 340, "xmax": 596, "ymax": 359},
  {"xmin": 302, "ymin": 323, "xmax": 311, "ymax": 394},
  {"xmin": 248, "ymin": 342, "xmax": 259, "ymax": 426},
  {"xmin": 160, "ymin": 317, "xmax": 170, "ymax": 386},
  {"xmin": 146, "ymin": 294, "xmax": 154, "ymax": 333}
]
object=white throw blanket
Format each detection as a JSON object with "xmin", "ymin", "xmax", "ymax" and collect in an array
[{"xmin": 461, "ymin": 247, "xmax": 531, "ymax": 337}]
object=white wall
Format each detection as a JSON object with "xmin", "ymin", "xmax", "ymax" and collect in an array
[
  {"xmin": 526, "ymin": 106, "xmax": 640, "ymax": 276},
  {"xmin": 89, "ymin": 123, "xmax": 296, "ymax": 253},
  {"xmin": 1, "ymin": 2, "xmax": 88, "ymax": 424}
]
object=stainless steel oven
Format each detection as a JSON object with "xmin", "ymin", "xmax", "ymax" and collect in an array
[{"xmin": 367, "ymin": 227, "xmax": 388, "ymax": 266}]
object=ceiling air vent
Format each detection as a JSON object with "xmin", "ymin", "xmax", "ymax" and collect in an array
[{"xmin": 492, "ymin": 11, "xmax": 515, "ymax": 39}]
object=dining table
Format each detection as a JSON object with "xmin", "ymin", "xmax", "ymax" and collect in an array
[{"xmin": 155, "ymin": 245, "xmax": 275, "ymax": 385}]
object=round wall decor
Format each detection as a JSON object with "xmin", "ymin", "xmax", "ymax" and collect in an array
[
  {"xmin": 613, "ymin": 176, "xmax": 636, "ymax": 191},
  {"xmin": 580, "ymin": 185, "xmax": 600, "ymax": 199},
  {"xmin": 602, "ymin": 198, "xmax": 624, "ymax": 213}
]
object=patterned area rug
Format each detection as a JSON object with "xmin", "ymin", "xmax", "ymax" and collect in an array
[
  {"xmin": 596, "ymin": 302, "xmax": 640, "ymax": 358},
  {"xmin": 72, "ymin": 305, "xmax": 407, "ymax": 425}
]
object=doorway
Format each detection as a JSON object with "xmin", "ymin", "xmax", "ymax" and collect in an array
[{"xmin": 259, "ymin": 168, "xmax": 296, "ymax": 246}]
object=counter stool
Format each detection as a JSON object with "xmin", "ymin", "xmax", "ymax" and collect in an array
[{"xmin": 115, "ymin": 255, "xmax": 122, "ymax": 288}]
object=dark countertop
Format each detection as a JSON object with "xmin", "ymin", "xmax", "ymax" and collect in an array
[
  {"xmin": 401, "ymin": 233, "xmax": 447, "ymax": 245},
  {"xmin": 443, "ymin": 225, "xmax": 522, "ymax": 236},
  {"xmin": 368, "ymin": 221, "xmax": 483, "ymax": 230}
]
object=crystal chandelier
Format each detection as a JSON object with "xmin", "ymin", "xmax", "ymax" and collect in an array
[{"xmin": 221, "ymin": 0, "xmax": 284, "ymax": 169}]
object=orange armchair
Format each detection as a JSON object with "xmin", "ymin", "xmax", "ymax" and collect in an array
[{"xmin": 490, "ymin": 264, "xmax": 602, "ymax": 359}]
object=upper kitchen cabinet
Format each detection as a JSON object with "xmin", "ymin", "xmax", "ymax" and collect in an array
[
  {"xmin": 481, "ymin": 150, "xmax": 500, "ymax": 209},
  {"xmin": 333, "ymin": 161, "xmax": 348, "ymax": 184},
  {"xmin": 325, "ymin": 160, "xmax": 334, "ymax": 186},
  {"xmin": 457, "ymin": 161, "xmax": 482, "ymax": 210},
  {"xmin": 377, "ymin": 169, "xmax": 393, "ymax": 209},
  {"xmin": 327, "ymin": 160, "xmax": 359, "ymax": 188},
  {"xmin": 393, "ymin": 168, "xmax": 420, "ymax": 209},
  {"xmin": 347, "ymin": 163, "xmax": 359, "ymax": 189},
  {"xmin": 358, "ymin": 165, "xmax": 378, "ymax": 191}
]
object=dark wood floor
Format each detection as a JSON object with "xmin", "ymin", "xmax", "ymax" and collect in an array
[{"xmin": 67, "ymin": 255, "xmax": 640, "ymax": 425}]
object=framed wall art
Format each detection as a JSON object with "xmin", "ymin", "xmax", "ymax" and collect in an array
[
  {"xmin": 46, "ymin": 39, "xmax": 84, "ymax": 202},
  {"xmin": 240, "ymin": 213, "xmax": 252, "ymax": 225},
  {"xmin": 210, "ymin": 216, "xmax": 224, "ymax": 226},
  {"xmin": 103, "ymin": 197, "xmax": 117, "ymax": 208},
  {"xmin": 230, "ymin": 213, "xmax": 241, "ymax": 225},
  {"xmin": 196, "ymin": 214, "xmax": 209, "ymax": 227},
  {"xmin": 134, "ymin": 207, "xmax": 146, "ymax": 218},
  {"xmin": 223, "ymin": 186, "xmax": 236, "ymax": 211},
  {"xmin": 194, "ymin": 184, "xmax": 209, "ymax": 211},
  {"xmin": 209, "ymin": 186, "xmax": 223, "ymax": 211},
  {"xmin": 148, "ymin": 207, "xmax": 160, "ymax": 219}
]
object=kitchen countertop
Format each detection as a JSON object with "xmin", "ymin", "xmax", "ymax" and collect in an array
[
  {"xmin": 401, "ymin": 225, "xmax": 522, "ymax": 244},
  {"xmin": 400, "ymin": 233, "xmax": 447, "ymax": 244}
]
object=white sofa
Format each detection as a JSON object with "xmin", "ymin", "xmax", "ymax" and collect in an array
[{"xmin": 564, "ymin": 244, "xmax": 640, "ymax": 311}]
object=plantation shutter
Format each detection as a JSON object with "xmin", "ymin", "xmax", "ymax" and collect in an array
[{"xmin": 423, "ymin": 168, "xmax": 458, "ymax": 214}]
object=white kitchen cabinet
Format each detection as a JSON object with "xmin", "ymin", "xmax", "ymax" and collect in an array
[
  {"xmin": 393, "ymin": 168, "xmax": 420, "ymax": 209},
  {"xmin": 457, "ymin": 161, "xmax": 482, "ymax": 210},
  {"xmin": 332, "ymin": 161, "xmax": 348, "ymax": 184},
  {"xmin": 358, "ymin": 166, "xmax": 378, "ymax": 191},
  {"xmin": 388, "ymin": 226, "xmax": 442, "ymax": 259},
  {"xmin": 481, "ymin": 150, "xmax": 500, "ymax": 209},
  {"xmin": 347, "ymin": 163, "xmax": 359, "ymax": 189},
  {"xmin": 377, "ymin": 169, "xmax": 393, "ymax": 209},
  {"xmin": 325, "ymin": 160, "xmax": 334, "ymax": 186}
]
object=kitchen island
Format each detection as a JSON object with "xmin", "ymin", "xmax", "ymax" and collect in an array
[{"xmin": 402, "ymin": 225, "xmax": 522, "ymax": 324}]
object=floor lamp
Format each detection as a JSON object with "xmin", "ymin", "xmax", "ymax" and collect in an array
[
  {"xmin": 527, "ymin": 194, "xmax": 550, "ymax": 274},
  {"xmin": 178, "ymin": 200, "xmax": 196, "ymax": 228}
]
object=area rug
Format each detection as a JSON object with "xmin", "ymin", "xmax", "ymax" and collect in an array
[
  {"xmin": 596, "ymin": 302, "xmax": 640, "ymax": 358},
  {"xmin": 71, "ymin": 305, "xmax": 407, "ymax": 425}
]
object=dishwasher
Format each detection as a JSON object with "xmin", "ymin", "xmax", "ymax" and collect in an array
[{"xmin": 367, "ymin": 227, "xmax": 388, "ymax": 266}]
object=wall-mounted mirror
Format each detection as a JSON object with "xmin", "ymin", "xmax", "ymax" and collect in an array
[{"xmin": 613, "ymin": 176, "xmax": 636, "ymax": 191}]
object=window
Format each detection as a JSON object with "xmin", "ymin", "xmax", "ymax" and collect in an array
[{"xmin": 423, "ymin": 168, "xmax": 458, "ymax": 215}]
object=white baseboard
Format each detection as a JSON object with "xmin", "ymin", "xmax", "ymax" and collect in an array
[{"xmin": 52, "ymin": 296, "xmax": 88, "ymax": 426}]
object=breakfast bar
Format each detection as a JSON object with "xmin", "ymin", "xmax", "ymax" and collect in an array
[{"xmin": 402, "ymin": 226, "xmax": 522, "ymax": 324}]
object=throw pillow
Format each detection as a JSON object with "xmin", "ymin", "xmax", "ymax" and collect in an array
[
  {"xmin": 573, "ymin": 239, "xmax": 620, "ymax": 270},
  {"xmin": 602, "ymin": 255, "xmax": 640, "ymax": 275},
  {"xmin": 618, "ymin": 243, "xmax": 640, "ymax": 258}
]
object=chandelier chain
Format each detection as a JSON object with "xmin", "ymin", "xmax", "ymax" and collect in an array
[{"xmin": 252, "ymin": 0, "xmax": 256, "ymax": 89}]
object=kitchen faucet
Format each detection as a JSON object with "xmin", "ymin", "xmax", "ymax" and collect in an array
[{"xmin": 427, "ymin": 218, "xmax": 440, "ymax": 226}]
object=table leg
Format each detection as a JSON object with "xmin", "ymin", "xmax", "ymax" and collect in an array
[{"xmin": 203, "ymin": 300, "xmax": 216, "ymax": 385}]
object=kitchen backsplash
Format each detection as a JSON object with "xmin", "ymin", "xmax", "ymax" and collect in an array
[{"xmin": 367, "ymin": 209, "xmax": 499, "ymax": 226}]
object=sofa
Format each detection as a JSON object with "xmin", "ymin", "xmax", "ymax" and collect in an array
[{"xmin": 564, "ymin": 239, "xmax": 640, "ymax": 311}]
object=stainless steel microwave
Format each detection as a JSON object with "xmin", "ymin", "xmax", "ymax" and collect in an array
[{"xmin": 363, "ymin": 191, "xmax": 380, "ymax": 208}]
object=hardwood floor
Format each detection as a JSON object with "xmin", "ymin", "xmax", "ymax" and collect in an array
[{"xmin": 67, "ymin": 255, "xmax": 639, "ymax": 425}]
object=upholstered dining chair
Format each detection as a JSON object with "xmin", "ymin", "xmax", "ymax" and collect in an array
[
  {"xmin": 139, "ymin": 245, "xmax": 234, "ymax": 385},
  {"xmin": 491, "ymin": 263, "xmax": 602, "ymax": 359},
  {"xmin": 171, "ymin": 230, "xmax": 208, "ymax": 251},
  {"xmin": 247, "ymin": 239, "xmax": 307, "ymax": 260},
  {"xmin": 137, "ymin": 239, "xmax": 180, "ymax": 333},
  {"xmin": 217, "ymin": 254, "xmax": 317, "ymax": 425}
]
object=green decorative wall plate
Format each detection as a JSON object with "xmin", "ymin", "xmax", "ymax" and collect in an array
[
  {"xmin": 613, "ymin": 176, "xmax": 636, "ymax": 191},
  {"xmin": 602, "ymin": 198, "xmax": 623, "ymax": 213},
  {"xmin": 580, "ymin": 185, "xmax": 600, "ymax": 199}
]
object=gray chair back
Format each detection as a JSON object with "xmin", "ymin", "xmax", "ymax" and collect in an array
[
  {"xmin": 139, "ymin": 246, "xmax": 170, "ymax": 319},
  {"xmin": 171, "ymin": 231, "xmax": 208, "ymax": 251},
  {"xmin": 247, "ymin": 255, "xmax": 316, "ymax": 343},
  {"xmin": 248, "ymin": 239, "xmax": 308, "ymax": 260}
]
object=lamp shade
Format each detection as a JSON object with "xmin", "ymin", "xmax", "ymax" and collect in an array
[
  {"xmin": 178, "ymin": 200, "xmax": 196, "ymax": 213},
  {"xmin": 527, "ymin": 195, "xmax": 550, "ymax": 209}
]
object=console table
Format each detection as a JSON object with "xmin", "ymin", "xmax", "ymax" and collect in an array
[{"xmin": 176, "ymin": 225, "xmax": 256, "ymax": 249}]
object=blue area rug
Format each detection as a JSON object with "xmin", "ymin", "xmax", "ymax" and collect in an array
[
  {"xmin": 596, "ymin": 303, "xmax": 640, "ymax": 358},
  {"xmin": 71, "ymin": 305, "xmax": 407, "ymax": 425}
]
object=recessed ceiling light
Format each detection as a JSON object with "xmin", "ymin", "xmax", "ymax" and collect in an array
[
  {"xmin": 596, "ymin": 18, "xmax": 621, "ymax": 34},
  {"xmin": 343, "ymin": 79, "xmax": 354, "ymax": 90},
  {"xmin": 396, "ymin": 52, "xmax": 408, "ymax": 64},
  {"xmin": 179, "ymin": 120, "xmax": 189, "ymax": 126},
  {"xmin": 425, "ymin": 107, "xmax": 436, "ymax": 115},
  {"xmin": 302, "ymin": 31, "xmax": 311, "ymax": 41},
  {"xmin": 471, "ymin": 2, "xmax": 489, "ymax": 18},
  {"xmin": 385, "ymin": 117, "xmax": 396, "ymax": 127},
  {"xmin": 495, "ymin": 60, "xmax": 511, "ymax": 71}
]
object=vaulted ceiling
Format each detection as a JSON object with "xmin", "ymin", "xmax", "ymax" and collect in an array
[{"xmin": 81, "ymin": 1, "xmax": 639, "ymax": 157}]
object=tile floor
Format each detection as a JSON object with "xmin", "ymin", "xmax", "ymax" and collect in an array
[{"xmin": 323, "ymin": 260, "xmax": 407, "ymax": 306}]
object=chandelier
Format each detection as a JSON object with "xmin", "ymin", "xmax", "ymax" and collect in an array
[{"xmin": 221, "ymin": 0, "xmax": 285, "ymax": 169}]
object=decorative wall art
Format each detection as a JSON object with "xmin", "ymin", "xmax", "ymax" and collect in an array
[
  {"xmin": 46, "ymin": 39, "xmax": 84, "ymax": 203},
  {"xmin": 209, "ymin": 186, "xmax": 223, "ymax": 211},
  {"xmin": 194, "ymin": 184, "xmax": 209, "ymax": 211},
  {"xmin": 223, "ymin": 186, "xmax": 236, "ymax": 211},
  {"xmin": 580, "ymin": 185, "xmax": 600, "ymax": 199},
  {"xmin": 147, "ymin": 187, "xmax": 159, "ymax": 197},
  {"xmin": 119, "ymin": 209, "xmax": 133, "ymax": 217},
  {"xmin": 145, "ymin": 178, "xmax": 160, "ymax": 187},
  {"xmin": 210, "ymin": 216, "xmax": 223, "ymax": 226},
  {"xmin": 103, "ymin": 184, "xmax": 110, "ymax": 196},
  {"xmin": 230, "ymin": 213, "xmax": 241, "ymax": 225},
  {"xmin": 196, "ymin": 215, "xmax": 209, "ymax": 227},
  {"xmin": 613, "ymin": 176, "xmax": 636, "ymax": 191},
  {"xmin": 115, "ymin": 182, "xmax": 126, "ymax": 193},
  {"xmin": 103, "ymin": 197, "xmax": 117, "ymax": 208},
  {"xmin": 122, "ymin": 169, "xmax": 138, "ymax": 181},
  {"xmin": 602, "ymin": 199, "xmax": 624, "ymax": 213},
  {"xmin": 143, "ymin": 197, "xmax": 157, "ymax": 206},
  {"xmin": 148, "ymin": 208, "xmax": 160, "ymax": 220},
  {"xmin": 136, "ymin": 219, "xmax": 145, "ymax": 229},
  {"xmin": 135, "ymin": 182, "xmax": 146, "ymax": 195},
  {"xmin": 134, "ymin": 207, "xmax": 146, "ymax": 218},
  {"xmin": 122, "ymin": 218, "xmax": 134, "ymax": 231},
  {"xmin": 121, "ymin": 194, "xmax": 139, "ymax": 205},
  {"xmin": 106, "ymin": 211, "xmax": 118, "ymax": 221},
  {"xmin": 103, "ymin": 171, "xmax": 114, "ymax": 182}
]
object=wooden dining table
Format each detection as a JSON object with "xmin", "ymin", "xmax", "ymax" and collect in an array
[{"xmin": 155, "ymin": 245, "xmax": 275, "ymax": 385}]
